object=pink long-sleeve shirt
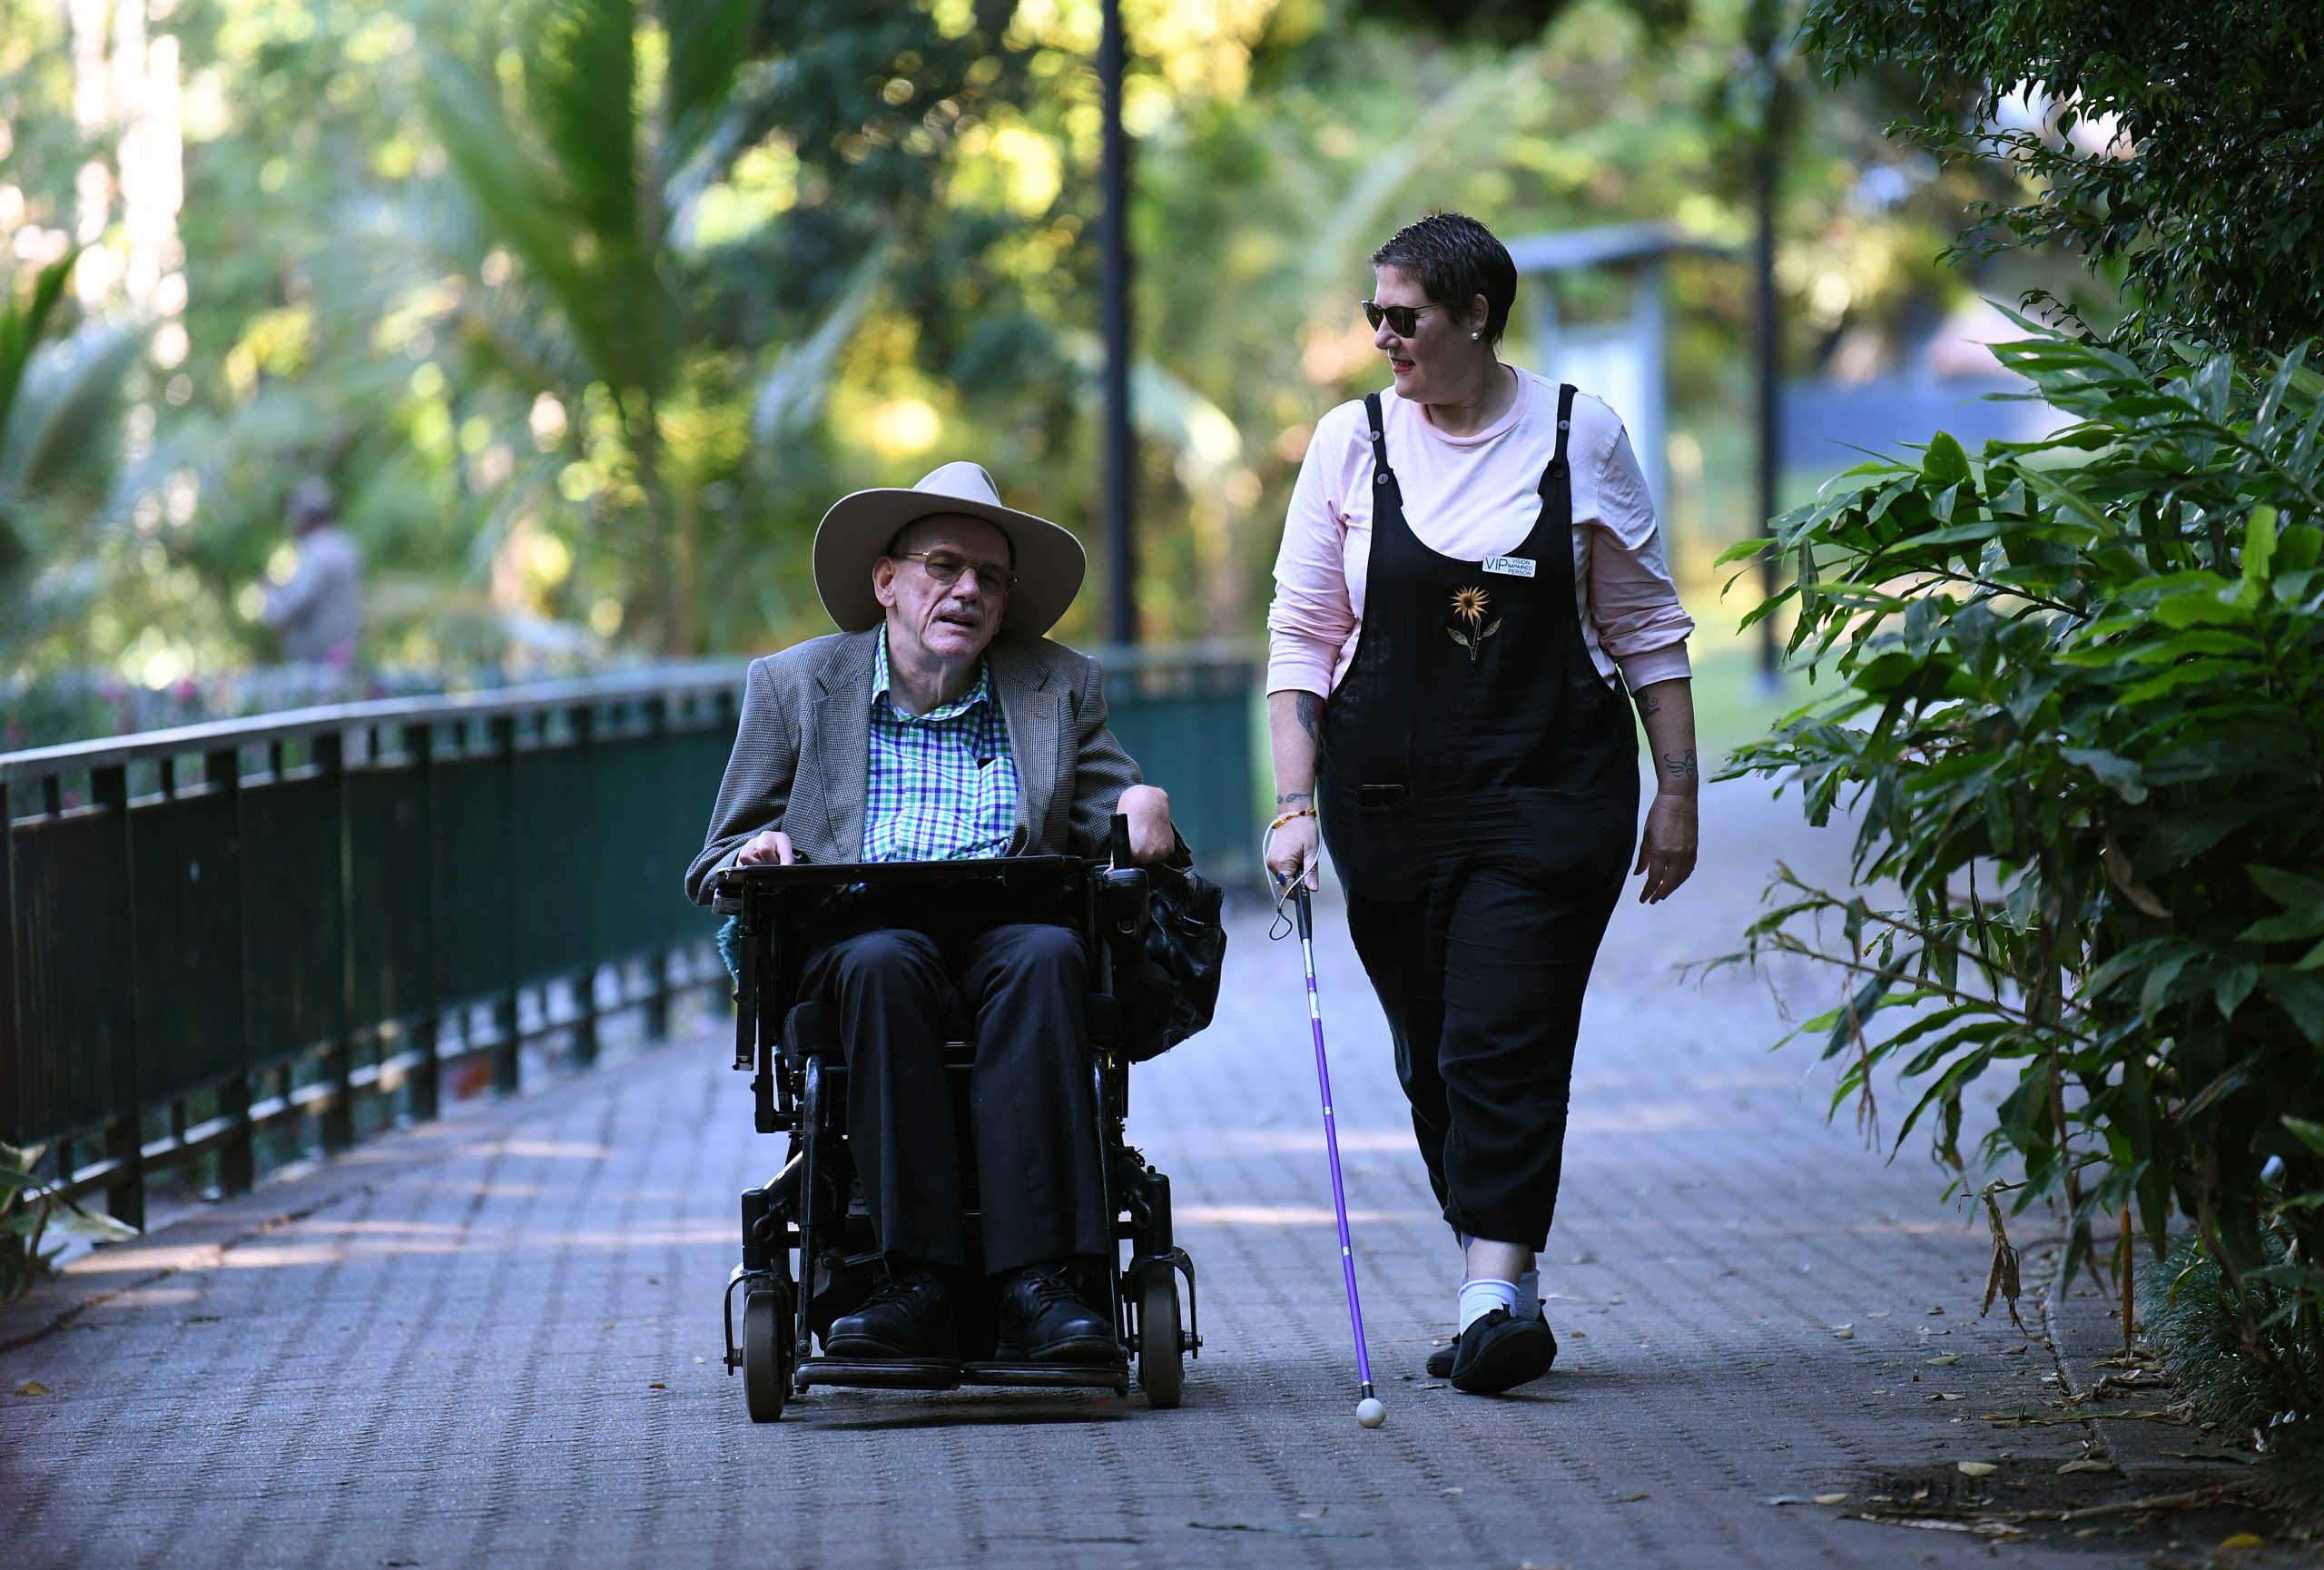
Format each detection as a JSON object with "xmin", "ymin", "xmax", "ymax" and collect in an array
[{"xmin": 1266, "ymin": 370, "xmax": 1694, "ymax": 697}]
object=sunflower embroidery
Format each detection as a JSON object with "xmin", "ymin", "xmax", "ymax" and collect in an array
[{"xmin": 1447, "ymin": 585, "xmax": 1502, "ymax": 663}]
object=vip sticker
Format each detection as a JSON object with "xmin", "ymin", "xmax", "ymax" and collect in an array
[{"xmin": 1482, "ymin": 556, "xmax": 1536, "ymax": 578}]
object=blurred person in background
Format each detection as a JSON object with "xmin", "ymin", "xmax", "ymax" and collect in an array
[
  {"xmin": 262, "ymin": 476, "xmax": 360, "ymax": 667},
  {"xmin": 1264, "ymin": 212, "xmax": 1699, "ymax": 1397}
]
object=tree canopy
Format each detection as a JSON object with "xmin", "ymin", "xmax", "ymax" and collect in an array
[{"xmin": 1805, "ymin": 0, "xmax": 2324, "ymax": 353}]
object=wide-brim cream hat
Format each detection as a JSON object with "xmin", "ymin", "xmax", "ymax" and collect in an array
[{"xmin": 812, "ymin": 460, "xmax": 1086, "ymax": 637}]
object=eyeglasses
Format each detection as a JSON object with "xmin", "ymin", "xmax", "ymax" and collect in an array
[
  {"xmin": 895, "ymin": 550, "xmax": 1016, "ymax": 596},
  {"xmin": 1361, "ymin": 300, "xmax": 1443, "ymax": 337}
]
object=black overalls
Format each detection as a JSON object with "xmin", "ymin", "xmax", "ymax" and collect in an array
[{"xmin": 1317, "ymin": 387, "xmax": 1639, "ymax": 1250}]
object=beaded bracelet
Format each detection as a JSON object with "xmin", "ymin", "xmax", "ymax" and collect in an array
[{"xmin": 1267, "ymin": 805, "xmax": 1317, "ymax": 834}]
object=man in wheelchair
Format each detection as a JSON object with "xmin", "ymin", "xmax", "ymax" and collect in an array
[{"xmin": 685, "ymin": 461, "xmax": 1178, "ymax": 1368}]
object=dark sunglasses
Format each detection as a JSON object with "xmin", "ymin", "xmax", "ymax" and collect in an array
[
  {"xmin": 1361, "ymin": 299, "xmax": 1443, "ymax": 336},
  {"xmin": 895, "ymin": 549, "xmax": 1016, "ymax": 596}
]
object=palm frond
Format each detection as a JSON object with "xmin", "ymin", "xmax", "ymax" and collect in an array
[
  {"xmin": 0, "ymin": 323, "xmax": 146, "ymax": 503},
  {"xmin": 751, "ymin": 239, "xmax": 891, "ymax": 441},
  {"xmin": 0, "ymin": 250, "xmax": 82, "ymax": 443},
  {"xmin": 659, "ymin": 0, "xmax": 754, "ymax": 184}
]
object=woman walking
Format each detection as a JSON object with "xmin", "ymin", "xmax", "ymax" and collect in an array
[{"xmin": 1265, "ymin": 212, "xmax": 1700, "ymax": 1396}]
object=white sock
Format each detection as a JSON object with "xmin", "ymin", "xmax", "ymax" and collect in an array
[
  {"xmin": 1457, "ymin": 1277, "xmax": 1519, "ymax": 1334},
  {"xmin": 1512, "ymin": 1269, "xmax": 1541, "ymax": 1321}
]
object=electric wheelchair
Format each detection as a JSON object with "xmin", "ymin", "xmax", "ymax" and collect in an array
[{"xmin": 709, "ymin": 829, "xmax": 1199, "ymax": 1422}]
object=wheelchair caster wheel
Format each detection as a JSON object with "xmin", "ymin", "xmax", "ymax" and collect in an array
[
  {"xmin": 743, "ymin": 1284, "xmax": 791, "ymax": 1423},
  {"xmin": 1138, "ymin": 1273, "xmax": 1184, "ymax": 1410}
]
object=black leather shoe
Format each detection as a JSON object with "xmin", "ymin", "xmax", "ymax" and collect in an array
[
  {"xmin": 824, "ymin": 1269, "xmax": 955, "ymax": 1359},
  {"xmin": 995, "ymin": 1266, "xmax": 1119, "ymax": 1364},
  {"xmin": 1449, "ymin": 1308, "xmax": 1557, "ymax": 1393},
  {"xmin": 1426, "ymin": 1306, "xmax": 1548, "ymax": 1378}
]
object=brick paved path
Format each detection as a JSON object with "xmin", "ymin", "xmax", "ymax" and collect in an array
[{"xmin": 0, "ymin": 783, "xmax": 2274, "ymax": 1568}]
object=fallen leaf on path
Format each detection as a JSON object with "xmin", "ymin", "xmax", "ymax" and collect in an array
[
  {"xmin": 2220, "ymin": 1532, "xmax": 2265, "ymax": 1548},
  {"xmin": 1761, "ymin": 1496, "xmax": 1807, "ymax": 1506},
  {"xmin": 1295, "ymin": 1506, "xmax": 1327, "ymax": 1520},
  {"xmin": 2057, "ymin": 1458, "xmax": 2115, "ymax": 1475},
  {"xmin": 1926, "ymin": 1392, "xmax": 1965, "ymax": 1401},
  {"xmin": 647, "ymin": 1381, "xmax": 666, "ymax": 1390},
  {"xmin": 1617, "ymin": 1491, "xmax": 1649, "ymax": 1503},
  {"xmin": 1926, "ymin": 1355, "xmax": 1960, "ymax": 1367},
  {"xmin": 13, "ymin": 1381, "xmax": 51, "ymax": 1397},
  {"xmin": 1956, "ymin": 1462, "xmax": 1997, "ymax": 1476},
  {"xmin": 1813, "ymin": 1494, "xmax": 1848, "ymax": 1506},
  {"xmin": 1833, "ymin": 1328, "xmax": 1855, "ymax": 1339}
]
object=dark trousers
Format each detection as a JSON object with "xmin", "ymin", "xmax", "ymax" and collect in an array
[
  {"xmin": 798, "ymin": 922, "xmax": 1108, "ymax": 1276},
  {"xmin": 1346, "ymin": 861, "xmax": 1623, "ymax": 1250}
]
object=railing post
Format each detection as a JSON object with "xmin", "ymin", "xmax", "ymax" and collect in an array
[
  {"xmin": 0, "ymin": 775, "xmax": 19, "ymax": 1155},
  {"xmin": 642, "ymin": 694, "xmax": 672, "ymax": 1042},
  {"xmin": 408, "ymin": 720, "xmax": 441, "ymax": 1123},
  {"xmin": 211, "ymin": 746, "xmax": 253, "ymax": 1195},
  {"xmin": 313, "ymin": 732, "xmax": 354, "ymax": 1154},
  {"xmin": 94, "ymin": 764, "xmax": 144, "ymax": 1231},
  {"xmin": 569, "ymin": 703, "xmax": 599, "ymax": 1067},
  {"xmin": 491, "ymin": 715, "xmax": 520, "ymax": 1095}
]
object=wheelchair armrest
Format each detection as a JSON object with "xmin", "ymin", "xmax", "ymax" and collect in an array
[
  {"xmin": 782, "ymin": 1000, "xmax": 836, "ymax": 1072},
  {"xmin": 1099, "ymin": 865, "xmax": 1150, "ymax": 946}
]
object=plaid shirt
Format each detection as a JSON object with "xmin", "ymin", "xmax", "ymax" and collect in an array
[{"xmin": 861, "ymin": 629, "xmax": 1019, "ymax": 863}]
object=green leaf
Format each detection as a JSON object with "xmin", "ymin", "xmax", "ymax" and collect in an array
[
  {"xmin": 1921, "ymin": 430, "xmax": 1972, "ymax": 488},
  {"xmin": 2060, "ymin": 747, "xmax": 2149, "ymax": 804},
  {"xmin": 2284, "ymin": 1117, "xmax": 2324, "ymax": 1160}
]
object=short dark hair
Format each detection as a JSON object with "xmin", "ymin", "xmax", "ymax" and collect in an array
[{"xmin": 1370, "ymin": 212, "xmax": 1518, "ymax": 346}]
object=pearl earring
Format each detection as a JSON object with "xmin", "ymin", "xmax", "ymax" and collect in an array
[{"xmin": 1470, "ymin": 331, "xmax": 1481, "ymax": 341}]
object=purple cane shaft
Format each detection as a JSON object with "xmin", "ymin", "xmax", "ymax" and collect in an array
[{"xmin": 1296, "ymin": 887, "xmax": 1374, "ymax": 1395}]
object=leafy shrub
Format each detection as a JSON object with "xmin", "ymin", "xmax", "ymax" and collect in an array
[
  {"xmin": 1, "ymin": 1142, "xmax": 133, "ymax": 1298},
  {"xmin": 1721, "ymin": 324, "xmax": 2324, "ymax": 1422}
]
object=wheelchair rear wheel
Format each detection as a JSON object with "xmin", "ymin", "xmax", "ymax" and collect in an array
[
  {"xmin": 1138, "ymin": 1273, "xmax": 1184, "ymax": 1409},
  {"xmin": 743, "ymin": 1283, "xmax": 791, "ymax": 1422}
]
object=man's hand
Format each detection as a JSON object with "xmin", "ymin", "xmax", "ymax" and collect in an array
[
  {"xmin": 1118, "ymin": 784, "xmax": 1176, "ymax": 865},
  {"xmin": 736, "ymin": 829, "xmax": 798, "ymax": 866}
]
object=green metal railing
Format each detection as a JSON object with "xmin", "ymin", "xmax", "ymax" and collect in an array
[
  {"xmin": 0, "ymin": 667, "xmax": 743, "ymax": 1225},
  {"xmin": 0, "ymin": 644, "xmax": 1258, "ymax": 1227}
]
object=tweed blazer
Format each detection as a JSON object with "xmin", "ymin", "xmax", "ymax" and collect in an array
[{"xmin": 684, "ymin": 628, "xmax": 1144, "ymax": 903}]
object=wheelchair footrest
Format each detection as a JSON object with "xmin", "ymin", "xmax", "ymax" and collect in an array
[{"xmin": 798, "ymin": 1357, "xmax": 1129, "ymax": 1392}]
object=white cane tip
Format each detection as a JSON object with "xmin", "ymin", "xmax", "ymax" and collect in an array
[{"xmin": 1355, "ymin": 1397, "xmax": 1386, "ymax": 1427}]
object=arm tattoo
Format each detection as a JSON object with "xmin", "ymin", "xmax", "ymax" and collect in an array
[
  {"xmin": 1294, "ymin": 690, "xmax": 1323, "ymax": 742},
  {"xmin": 1275, "ymin": 791, "xmax": 1313, "ymax": 806},
  {"xmin": 1661, "ymin": 748, "xmax": 1699, "ymax": 782},
  {"xmin": 1637, "ymin": 690, "xmax": 1663, "ymax": 718}
]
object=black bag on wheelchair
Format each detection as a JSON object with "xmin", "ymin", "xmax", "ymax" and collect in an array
[{"xmin": 1114, "ymin": 860, "xmax": 1226, "ymax": 1061}]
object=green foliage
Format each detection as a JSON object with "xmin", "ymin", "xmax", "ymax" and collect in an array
[
  {"xmin": 1718, "ymin": 324, "xmax": 2324, "ymax": 1417},
  {"xmin": 0, "ymin": 1142, "xmax": 136, "ymax": 1299},
  {"xmin": 0, "ymin": 252, "xmax": 144, "ymax": 666},
  {"xmin": 1802, "ymin": 0, "xmax": 2324, "ymax": 354}
]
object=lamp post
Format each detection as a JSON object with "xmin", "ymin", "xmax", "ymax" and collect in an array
[
  {"xmin": 1748, "ymin": 0, "xmax": 1786, "ymax": 682},
  {"xmin": 1098, "ymin": 0, "xmax": 1137, "ymax": 646}
]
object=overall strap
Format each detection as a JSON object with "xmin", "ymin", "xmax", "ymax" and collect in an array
[
  {"xmin": 1362, "ymin": 393, "xmax": 1395, "ymax": 489},
  {"xmin": 1537, "ymin": 383, "xmax": 1579, "ymax": 496}
]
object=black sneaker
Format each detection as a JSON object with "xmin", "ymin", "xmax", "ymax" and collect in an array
[
  {"xmin": 1449, "ymin": 1308, "xmax": 1557, "ymax": 1394},
  {"xmin": 824, "ymin": 1268, "xmax": 955, "ymax": 1359},
  {"xmin": 1426, "ymin": 1306, "xmax": 1547, "ymax": 1377},
  {"xmin": 995, "ymin": 1265, "xmax": 1119, "ymax": 1364}
]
